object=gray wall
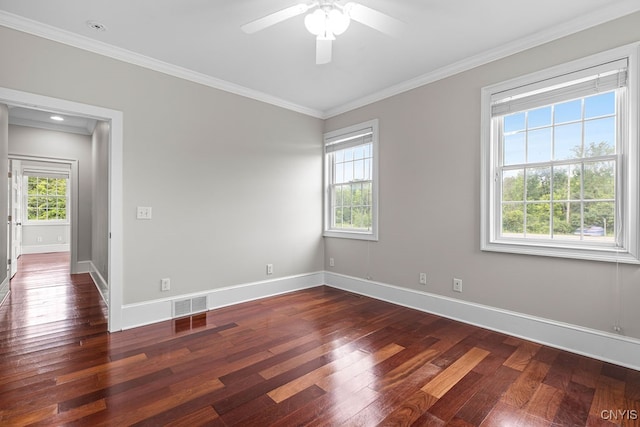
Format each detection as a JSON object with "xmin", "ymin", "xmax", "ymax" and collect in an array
[
  {"xmin": 324, "ymin": 12, "xmax": 640, "ymax": 340},
  {"xmin": 8, "ymin": 125, "xmax": 93, "ymax": 261},
  {"xmin": 0, "ymin": 25, "xmax": 324, "ymax": 305},
  {"xmin": 1, "ymin": 12, "xmax": 638, "ymax": 340},
  {"xmin": 92, "ymin": 121, "xmax": 109, "ymax": 284}
]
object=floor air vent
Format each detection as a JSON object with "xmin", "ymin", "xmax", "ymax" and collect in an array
[{"xmin": 172, "ymin": 296, "xmax": 207, "ymax": 318}]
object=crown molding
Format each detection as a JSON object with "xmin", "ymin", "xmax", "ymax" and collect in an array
[
  {"xmin": 0, "ymin": 11, "xmax": 325, "ymax": 119},
  {"xmin": 1, "ymin": 3, "xmax": 639, "ymax": 120},
  {"xmin": 323, "ymin": 1, "xmax": 640, "ymax": 118}
]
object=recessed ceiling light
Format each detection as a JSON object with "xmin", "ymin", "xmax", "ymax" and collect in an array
[
  {"xmin": 86, "ymin": 20, "xmax": 107, "ymax": 32},
  {"xmin": 50, "ymin": 115, "xmax": 64, "ymax": 121}
]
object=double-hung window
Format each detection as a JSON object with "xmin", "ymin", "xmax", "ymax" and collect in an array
[
  {"xmin": 481, "ymin": 45, "xmax": 639, "ymax": 263},
  {"xmin": 24, "ymin": 170, "xmax": 70, "ymax": 223},
  {"xmin": 324, "ymin": 119, "xmax": 379, "ymax": 240}
]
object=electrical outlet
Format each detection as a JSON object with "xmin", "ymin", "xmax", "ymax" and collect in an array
[
  {"xmin": 329, "ymin": 257, "xmax": 335, "ymax": 267},
  {"xmin": 136, "ymin": 206, "xmax": 152, "ymax": 220},
  {"xmin": 419, "ymin": 273, "xmax": 427, "ymax": 285},
  {"xmin": 266, "ymin": 264, "xmax": 273, "ymax": 275},
  {"xmin": 161, "ymin": 278, "xmax": 170, "ymax": 291},
  {"xmin": 453, "ymin": 278, "xmax": 463, "ymax": 293}
]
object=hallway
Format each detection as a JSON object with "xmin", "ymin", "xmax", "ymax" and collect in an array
[{"xmin": 0, "ymin": 252, "xmax": 107, "ymax": 330}]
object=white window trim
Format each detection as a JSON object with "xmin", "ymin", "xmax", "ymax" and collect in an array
[
  {"xmin": 481, "ymin": 43, "xmax": 640, "ymax": 264},
  {"xmin": 323, "ymin": 119, "xmax": 379, "ymax": 241}
]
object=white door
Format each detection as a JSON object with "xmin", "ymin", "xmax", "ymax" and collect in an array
[{"xmin": 9, "ymin": 160, "xmax": 22, "ymax": 278}]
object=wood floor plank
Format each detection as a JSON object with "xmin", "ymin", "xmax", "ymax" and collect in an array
[
  {"xmin": 1, "ymin": 253, "xmax": 638, "ymax": 426},
  {"xmin": 503, "ymin": 341, "xmax": 542, "ymax": 371},
  {"xmin": 421, "ymin": 347, "xmax": 490, "ymax": 398},
  {"xmin": 501, "ymin": 359, "xmax": 552, "ymax": 408}
]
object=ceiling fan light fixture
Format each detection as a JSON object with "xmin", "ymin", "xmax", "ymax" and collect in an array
[
  {"xmin": 304, "ymin": 7, "xmax": 349, "ymax": 37},
  {"xmin": 328, "ymin": 9, "xmax": 350, "ymax": 35},
  {"xmin": 304, "ymin": 9, "xmax": 325, "ymax": 36}
]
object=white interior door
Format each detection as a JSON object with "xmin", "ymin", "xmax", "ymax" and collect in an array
[{"xmin": 9, "ymin": 159, "xmax": 22, "ymax": 278}]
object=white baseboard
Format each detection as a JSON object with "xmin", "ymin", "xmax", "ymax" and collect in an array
[
  {"xmin": 0, "ymin": 275, "xmax": 10, "ymax": 307},
  {"xmin": 87, "ymin": 261, "xmax": 108, "ymax": 305},
  {"xmin": 22, "ymin": 244, "xmax": 70, "ymax": 254},
  {"xmin": 116, "ymin": 270, "xmax": 640, "ymax": 370},
  {"xmin": 75, "ymin": 260, "xmax": 93, "ymax": 274},
  {"xmin": 324, "ymin": 272, "xmax": 640, "ymax": 371},
  {"xmin": 121, "ymin": 271, "xmax": 325, "ymax": 330}
]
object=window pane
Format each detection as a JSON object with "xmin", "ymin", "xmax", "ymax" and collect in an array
[
  {"xmin": 554, "ymin": 99, "xmax": 582, "ymax": 123},
  {"xmin": 344, "ymin": 163, "xmax": 353, "ymax": 182},
  {"xmin": 583, "ymin": 161, "xmax": 615, "ymax": 200},
  {"xmin": 364, "ymin": 143, "xmax": 372, "ymax": 158},
  {"xmin": 553, "ymin": 201, "xmax": 581, "ymax": 237},
  {"xmin": 552, "ymin": 164, "xmax": 581, "ymax": 201},
  {"xmin": 58, "ymin": 198, "xmax": 67, "ymax": 220},
  {"xmin": 364, "ymin": 158, "xmax": 372, "ymax": 180},
  {"xmin": 504, "ymin": 133, "xmax": 525, "ymax": 165},
  {"xmin": 583, "ymin": 201, "xmax": 615, "ymax": 238},
  {"xmin": 526, "ymin": 203, "xmax": 550, "ymax": 237},
  {"xmin": 554, "ymin": 122, "xmax": 582, "ymax": 160},
  {"xmin": 526, "ymin": 167, "xmax": 551, "ymax": 201},
  {"xmin": 502, "ymin": 203, "xmax": 524, "ymax": 235},
  {"xmin": 502, "ymin": 169, "xmax": 524, "ymax": 202},
  {"xmin": 28, "ymin": 177, "xmax": 37, "ymax": 195},
  {"xmin": 354, "ymin": 159, "xmax": 364, "ymax": 180},
  {"xmin": 344, "ymin": 148, "xmax": 354, "ymax": 162},
  {"xmin": 342, "ymin": 185, "xmax": 352, "ymax": 206},
  {"xmin": 335, "ymin": 185, "xmax": 343, "ymax": 207},
  {"xmin": 362, "ymin": 182, "xmax": 372, "ymax": 205},
  {"xmin": 528, "ymin": 106, "xmax": 551, "ymax": 128},
  {"xmin": 504, "ymin": 112, "xmax": 525, "ymax": 133},
  {"xmin": 342, "ymin": 207, "xmax": 352, "ymax": 226},
  {"xmin": 527, "ymin": 128, "xmax": 552, "ymax": 163},
  {"xmin": 584, "ymin": 92, "xmax": 615, "ymax": 118},
  {"xmin": 584, "ymin": 117, "xmax": 615, "ymax": 156},
  {"xmin": 335, "ymin": 162, "xmax": 344, "ymax": 183},
  {"xmin": 334, "ymin": 208, "xmax": 343, "ymax": 227}
]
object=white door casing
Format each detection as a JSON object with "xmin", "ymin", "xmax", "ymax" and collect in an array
[{"xmin": 9, "ymin": 159, "xmax": 21, "ymax": 278}]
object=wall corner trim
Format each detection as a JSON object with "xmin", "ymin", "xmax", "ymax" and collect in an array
[{"xmin": 323, "ymin": 272, "xmax": 640, "ymax": 371}]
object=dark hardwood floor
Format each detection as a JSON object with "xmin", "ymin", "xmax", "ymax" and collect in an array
[{"xmin": 1, "ymin": 253, "xmax": 639, "ymax": 426}]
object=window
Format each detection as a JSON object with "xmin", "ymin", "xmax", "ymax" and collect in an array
[
  {"xmin": 324, "ymin": 119, "xmax": 379, "ymax": 240},
  {"xmin": 25, "ymin": 173, "xmax": 69, "ymax": 223},
  {"xmin": 481, "ymin": 45, "xmax": 639, "ymax": 263}
]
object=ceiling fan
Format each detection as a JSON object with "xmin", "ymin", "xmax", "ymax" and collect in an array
[{"xmin": 241, "ymin": 1, "xmax": 402, "ymax": 65}]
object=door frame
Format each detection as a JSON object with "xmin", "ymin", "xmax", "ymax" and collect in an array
[
  {"xmin": 9, "ymin": 158, "xmax": 23, "ymax": 279},
  {"xmin": 9, "ymin": 156, "xmax": 77, "ymax": 274},
  {"xmin": 0, "ymin": 87, "xmax": 123, "ymax": 332}
]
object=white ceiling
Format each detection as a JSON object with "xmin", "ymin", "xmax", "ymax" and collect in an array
[
  {"xmin": 1, "ymin": 0, "xmax": 639, "ymax": 119},
  {"xmin": 8, "ymin": 106, "xmax": 97, "ymax": 135}
]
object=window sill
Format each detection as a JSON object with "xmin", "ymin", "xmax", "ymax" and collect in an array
[
  {"xmin": 324, "ymin": 229, "xmax": 378, "ymax": 241},
  {"xmin": 481, "ymin": 240, "xmax": 640, "ymax": 264},
  {"xmin": 23, "ymin": 222, "xmax": 70, "ymax": 227}
]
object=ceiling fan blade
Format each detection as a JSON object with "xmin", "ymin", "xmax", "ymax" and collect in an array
[
  {"xmin": 316, "ymin": 37, "xmax": 333, "ymax": 65},
  {"xmin": 344, "ymin": 2, "xmax": 403, "ymax": 37},
  {"xmin": 241, "ymin": 3, "xmax": 312, "ymax": 34}
]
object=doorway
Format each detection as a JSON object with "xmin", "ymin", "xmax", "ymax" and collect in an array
[
  {"xmin": 0, "ymin": 87, "xmax": 123, "ymax": 332},
  {"xmin": 8, "ymin": 156, "xmax": 77, "ymax": 279}
]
